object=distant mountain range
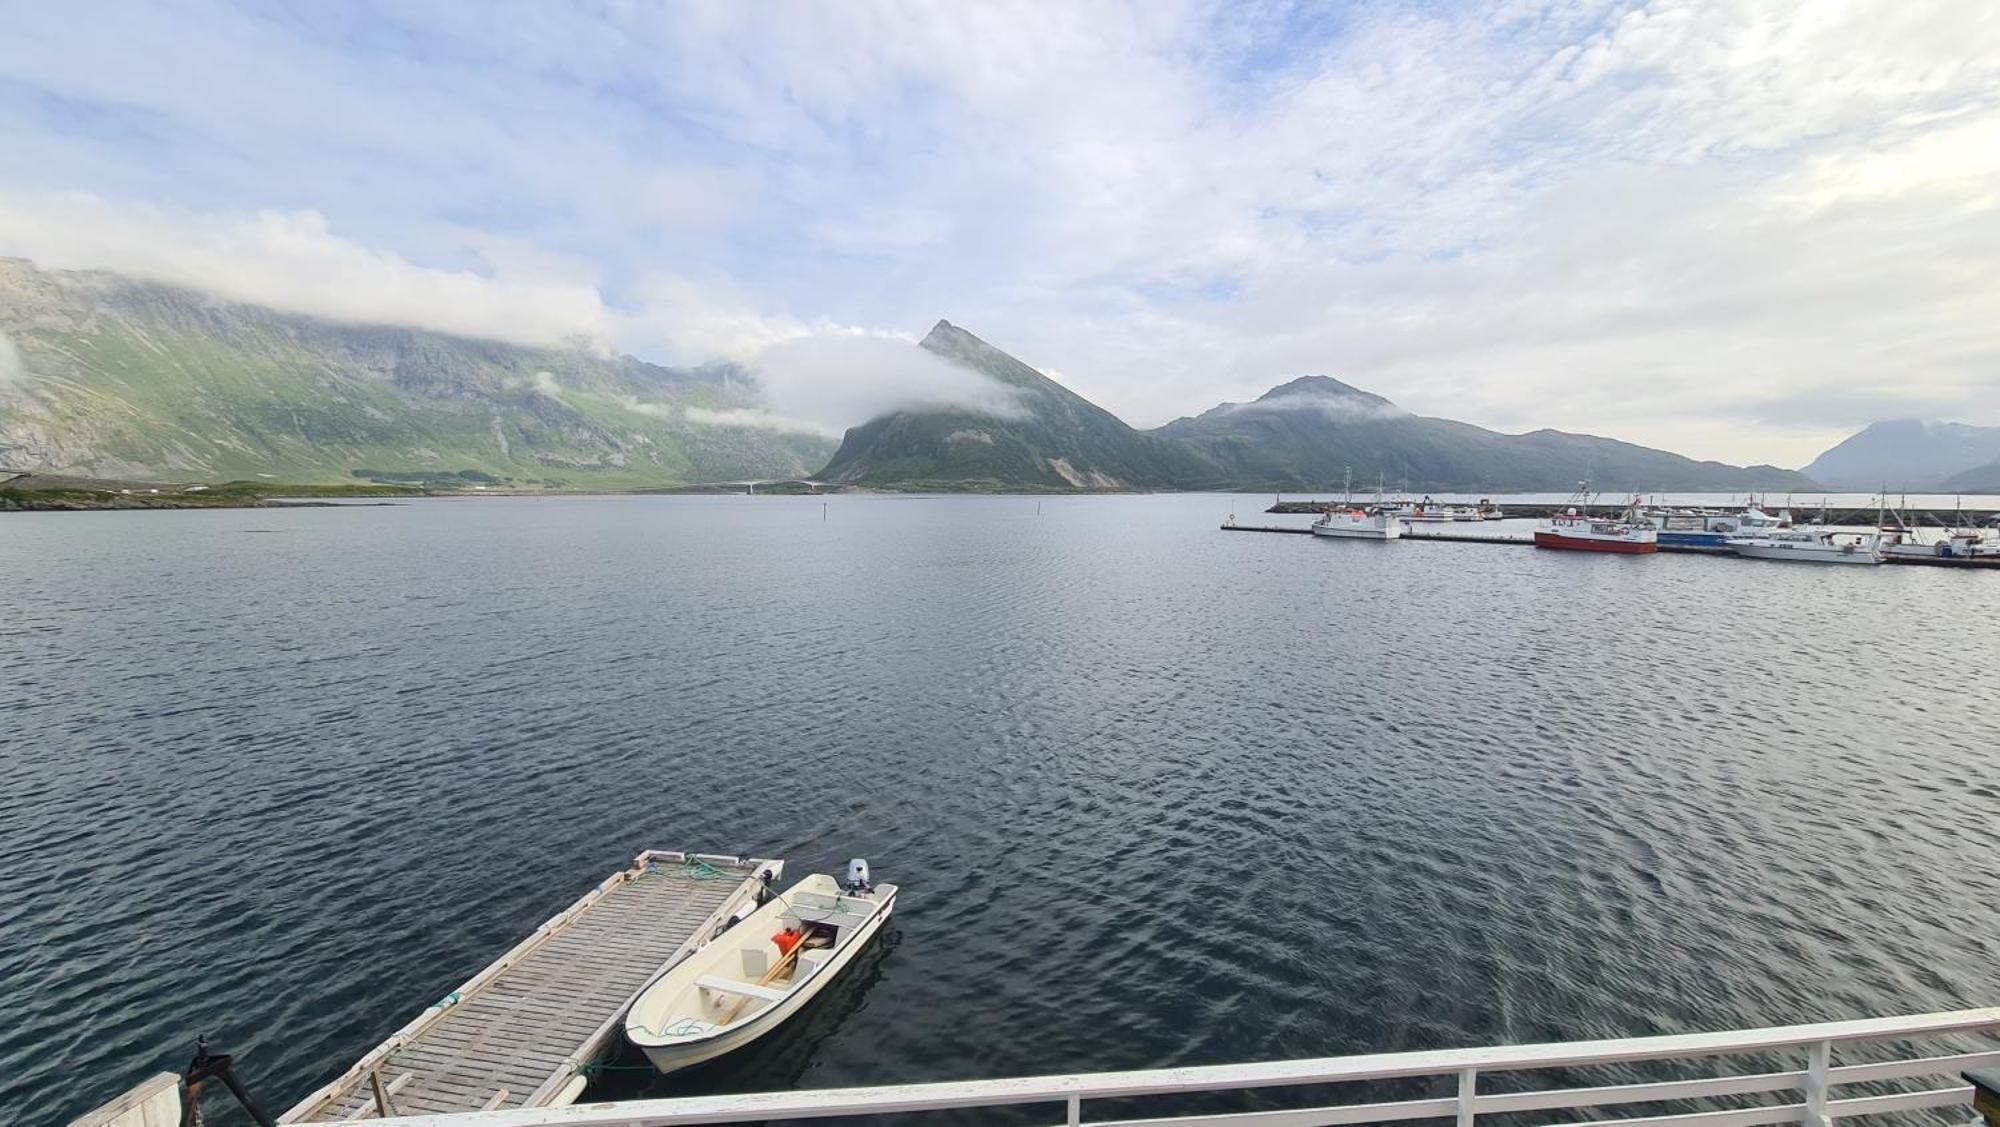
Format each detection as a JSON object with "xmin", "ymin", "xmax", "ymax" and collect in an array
[
  {"xmin": 0, "ymin": 258, "xmax": 834, "ymax": 486},
  {"xmin": 1151, "ymin": 374, "xmax": 1809, "ymax": 492},
  {"xmin": 821, "ymin": 322, "xmax": 1814, "ymax": 492},
  {"xmin": 1801, "ymin": 419, "xmax": 2000, "ymax": 491},
  {"xmin": 0, "ymin": 258, "xmax": 1847, "ymax": 493}
]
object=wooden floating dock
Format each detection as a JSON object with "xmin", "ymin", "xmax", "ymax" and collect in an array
[{"xmin": 280, "ymin": 851, "xmax": 779, "ymax": 1122}]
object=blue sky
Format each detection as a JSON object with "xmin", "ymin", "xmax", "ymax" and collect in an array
[{"xmin": 3, "ymin": 0, "xmax": 1998, "ymax": 464}]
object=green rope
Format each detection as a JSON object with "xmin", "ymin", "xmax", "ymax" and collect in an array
[{"xmin": 679, "ymin": 856, "xmax": 730, "ymax": 881}]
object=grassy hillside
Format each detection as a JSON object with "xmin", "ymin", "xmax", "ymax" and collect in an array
[{"xmin": 0, "ymin": 258, "xmax": 835, "ymax": 486}]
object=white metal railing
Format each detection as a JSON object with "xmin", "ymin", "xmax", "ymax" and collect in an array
[{"xmin": 369, "ymin": 1008, "xmax": 2000, "ymax": 1127}]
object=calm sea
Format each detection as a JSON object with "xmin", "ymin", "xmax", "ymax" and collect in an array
[{"xmin": 3, "ymin": 494, "xmax": 1997, "ymax": 1124}]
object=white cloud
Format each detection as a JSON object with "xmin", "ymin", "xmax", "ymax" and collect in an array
[
  {"xmin": 743, "ymin": 331, "xmax": 1027, "ymax": 436},
  {"xmin": 4, "ymin": 1, "xmax": 2000, "ymax": 465},
  {"xmin": 682, "ymin": 405, "xmax": 837, "ymax": 437},
  {"xmin": 0, "ymin": 192, "xmax": 610, "ymax": 350}
]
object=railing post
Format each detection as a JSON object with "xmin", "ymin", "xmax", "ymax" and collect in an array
[
  {"xmin": 1802, "ymin": 1040, "xmax": 1831, "ymax": 1127},
  {"xmin": 1067, "ymin": 1093, "xmax": 1081, "ymax": 1126},
  {"xmin": 1457, "ymin": 1066, "xmax": 1477, "ymax": 1127}
]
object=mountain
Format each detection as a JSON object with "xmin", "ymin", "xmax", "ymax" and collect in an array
[
  {"xmin": 1938, "ymin": 459, "xmax": 2000, "ymax": 493},
  {"xmin": 1153, "ymin": 374, "xmax": 1812, "ymax": 492},
  {"xmin": 815, "ymin": 320, "xmax": 1221, "ymax": 490},
  {"xmin": 0, "ymin": 258, "xmax": 834, "ymax": 486},
  {"xmin": 1801, "ymin": 419, "xmax": 2000, "ymax": 490}
]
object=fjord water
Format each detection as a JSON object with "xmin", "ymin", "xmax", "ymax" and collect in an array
[{"xmin": 4, "ymin": 495, "xmax": 1998, "ymax": 1123}]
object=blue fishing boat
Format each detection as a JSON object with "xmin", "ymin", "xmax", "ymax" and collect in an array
[{"xmin": 1641, "ymin": 504, "xmax": 1784, "ymax": 551}]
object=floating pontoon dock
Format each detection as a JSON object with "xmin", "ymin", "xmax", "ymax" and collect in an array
[{"xmin": 279, "ymin": 851, "xmax": 779, "ymax": 1121}]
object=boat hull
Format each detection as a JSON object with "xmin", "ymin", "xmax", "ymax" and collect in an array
[
  {"xmin": 1534, "ymin": 531, "xmax": 1656, "ymax": 553},
  {"xmin": 1310, "ymin": 523, "xmax": 1400, "ymax": 540},
  {"xmin": 1730, "ymin": 544, "xmax": 1881, "ymax": 564},
  {"xmin": 1882, "ymin": 553, "xmax": 2000, "ymax": 568},
  {"xmin": 632, "ymin": 891, "xmax": 895, "ymax": 1074},
  {"xmin": 1656, "ymin": 531, "xmax": 1733, "ymax": 551}
]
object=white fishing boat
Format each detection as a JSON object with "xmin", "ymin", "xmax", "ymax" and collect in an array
[
  {"xmin": 1310, "ymin": 506, "xmax": 1402, "ymax": 539},
  {"xmin": 1311, "ymin": 470, "xmax": 1402, "ymax": 539},
  {"xmin": 625, "ymin": 861, "xmax": 896, "ymax": 1074},
  {"xmin": 1726, "ymin": 528, "xmax": 1883, "ymax": 564},
  {"xmin": 1396, "ymin": 495, "xmax": 1456, "ymax": 522},
  {"xmin": 1879, "ymin": 527, "xmax": 2000, "ymax": 568}
]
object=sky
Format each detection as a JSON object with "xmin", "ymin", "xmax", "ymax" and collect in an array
[{"xmin": 2, "ymin": 0, "xmax": 1997, "ymax": 466}]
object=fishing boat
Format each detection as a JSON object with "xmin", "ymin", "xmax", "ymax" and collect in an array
[
  {"xmin": 1874, "ymin": 498, "xmax": 2000, "ymax": 568},
  {"xmin": 1396, "ymin": 495, "xmax": 1457, "ymax": 522},
  {"xmin": 1726, "ymin": 528, "xmax": 1883, "ymax": 565},
  {"xmin": 1534, "ymin": 486, "xmax": 1657, "ymax": 553},
  {"xmin": 1879, "ymin": 527, "xmax": 2000, "ymax": 568},
  {"xmin": 1311, "ymin": 471, "xmax": 1402, "ymax": 540},
  {"xmin": 1311, "ymin": 506, "xmax": 1402, "ymax": 539},
  {"xmin": 1639, "ymin": 503, "xmax": 1783, "ymax": 551},
  {"xmin": 626, "ymin": 860, "xmax": 896, "ymax": 1074}
]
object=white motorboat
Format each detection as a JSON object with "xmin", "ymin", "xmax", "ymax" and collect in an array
[
  {"xmin": 626, "ymin": 861, "xmax": 896, "ymax": 1074},
  {"xmin": 1727, "ymin": 528, "xmax": 1883, "ymax": 564}
]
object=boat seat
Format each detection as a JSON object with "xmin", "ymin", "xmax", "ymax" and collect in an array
[
  {"xmin": 740, "ymin": 948, "xmax": 769, "ymax": 978},
  {"xmin": 793, "ymin": 908, "xmax": 874, "ymax": 930},
  {"xmin": 796, "ymin": 948, "xmax": 832, "ymax": 977},
  {"xmin": 697, "ymin": 975, "xmax": 790, "ymax": 1004}
]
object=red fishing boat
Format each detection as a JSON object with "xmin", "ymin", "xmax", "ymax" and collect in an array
[{"xmin": 1534, "ymin": 485, "xmax": 1657, "ymax": 553}]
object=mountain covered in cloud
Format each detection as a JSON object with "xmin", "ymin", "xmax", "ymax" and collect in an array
[
  {"xmin": 816, "ymin": 320, "xmax": 1221, "ymax": 490},
  {"xmin": 0, "ymin": 258, "xmax": 835, "ymax": 485},
  {"xmin": 0, "ymin": 259, "xmax": 1818, "ymax": 494},
  {"xmin": 821, "ymin": 332, "xmax": 1815, "ymax": 493},
  {"xmin": 1152, "ymin": 375, "xmax": 1812, "ymax": 493},
  {"xmin": 1801, "ymin": 420, "xmax": 2000, "ymax": 490}
]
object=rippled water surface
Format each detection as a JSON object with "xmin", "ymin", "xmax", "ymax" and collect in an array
[{"xmin": 4, "ymin": 494, "xmax": 1998, "ymax": 1124}]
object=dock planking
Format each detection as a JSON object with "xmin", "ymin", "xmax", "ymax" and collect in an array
[{"xmin": 279, "ymin": 851, "xmax": 778, "ymax": 1121}]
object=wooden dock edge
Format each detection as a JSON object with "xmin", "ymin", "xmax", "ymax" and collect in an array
[
  {"xmin": 278, "ymin": 850, "xmax": 779, "ymax": 1122},
  {"xmin": 67, "ymin": 1072, "xmax": 180, "ymax": 1127}
]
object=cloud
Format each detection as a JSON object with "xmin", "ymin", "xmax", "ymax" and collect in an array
[
  {"xmin": 682, "ymin": 405, "xmax": 837, "ymax": 436},
  {"xmin": 744, "ymin": 331, "xmax": 1027, "ymax": 434},
  {"xmin": 5, "ymin": 1, "xmax": 2000, "ymax": 464},
  {"xmin": 604, "ymin": 392, "xmax": 832, "ymax": 436},
  {"xmin": 0, "ymin": 192, "xmax": 610, "ymax": 350}
]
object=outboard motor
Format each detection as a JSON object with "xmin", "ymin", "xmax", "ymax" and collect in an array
[{"xmin": 843, "ymin": 858, "xmax": 872, "ymax": 893}]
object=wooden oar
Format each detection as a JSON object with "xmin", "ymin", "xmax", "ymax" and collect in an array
[{"xmin": 718, "ymin": 927, "xmax": 813, "ymax": 1027}]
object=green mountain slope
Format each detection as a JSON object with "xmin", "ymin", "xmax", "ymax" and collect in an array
[
  {"xmin": 816, "ymin": 320, "xmax": 1222, "ymax": 490},
  {"xmin": 0, "ymin": 258, "xmax": 834, "ymax": 486},
  {"xmin": 1153, "ymin": 375, "xmax": 1814, "ymax": 492}
]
